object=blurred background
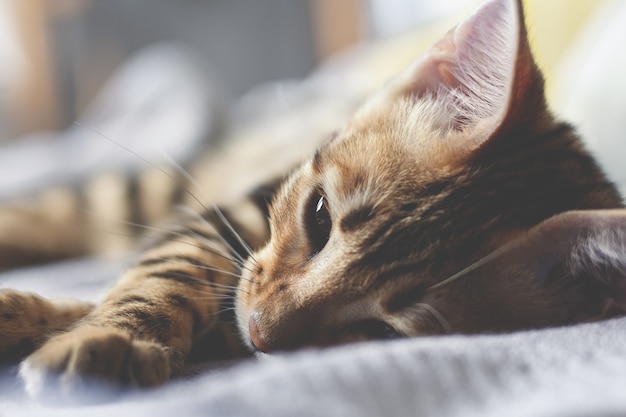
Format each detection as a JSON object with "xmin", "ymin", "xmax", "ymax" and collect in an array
[
  {"xmin": 0, "ymin": 0, "xmax": 622, "ymax": 155},
  {"xmin": 0, "ymin": 0, "xmax": 479, "ymax": 141},
  {"xmin": 0, "ymin": 0, "xmax": 624, "ymax": 248}
]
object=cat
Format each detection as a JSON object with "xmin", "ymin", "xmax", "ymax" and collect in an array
[{"xmin": 1, "ymin": 0, "xmax": 625, "ymax": 400}]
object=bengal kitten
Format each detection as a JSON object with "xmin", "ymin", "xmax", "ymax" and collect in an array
[{"xmin": 1, "ymin": 0, "xmax": 625, "ymax": 399}]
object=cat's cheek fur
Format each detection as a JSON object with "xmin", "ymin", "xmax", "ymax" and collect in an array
[{"xmin": 234, "ymin": 266, "xmax": 255, "ymax": 350}]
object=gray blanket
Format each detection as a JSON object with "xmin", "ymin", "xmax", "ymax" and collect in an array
[{"xmin": 3, "ymin": 260, "xmax": 626, "ymax": 417}]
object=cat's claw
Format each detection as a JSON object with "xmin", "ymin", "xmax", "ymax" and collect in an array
[{"xmin": 19, "ymin": 326, "xmax": 171, "ymax": 403}]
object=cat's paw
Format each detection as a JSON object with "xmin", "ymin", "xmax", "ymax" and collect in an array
[
  {"xmin": 0, "ymin": 290, "xmax": 93, "ymax": 363},
  {"xmin": 19, "ymin": 326, "xmax": 171, "ymax": 402},
  {"xmin": 0, "ymin": 290, "xmax": 53, "ymax": 361}
]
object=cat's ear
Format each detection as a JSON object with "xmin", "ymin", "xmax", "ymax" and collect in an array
[
  {"xmin": 391, "ymin": 0, "xmax": 545, "ymax": 145},
  {"xmin": 491, "ymin": 210, "xmax": 626, "ymax": 319}
]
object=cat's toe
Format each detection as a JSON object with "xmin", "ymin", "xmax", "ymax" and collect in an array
[
  {"xmin": 125, "ymin": 339, "xmax": 171, "ymax": 387},
  {"xmin": 19, "ymin": 326, "xmax": 171, "ymax": 402}
]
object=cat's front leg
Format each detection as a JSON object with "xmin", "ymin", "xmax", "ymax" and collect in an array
[
  {"xmin": 19, "ymin": 245, "xmax": 235, "ymax": 398},
  {"xmin": 19, "ymin": 201, "xmax": 268, "ymax": 399}
]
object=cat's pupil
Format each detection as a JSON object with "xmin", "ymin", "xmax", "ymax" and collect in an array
[
  {"xmin": 315, "ymin": 196, "xmax": 329, "ymax": 226},
  {"xmin": 306, "ymin": 192, "xmax": 332, "ymax": 257}
]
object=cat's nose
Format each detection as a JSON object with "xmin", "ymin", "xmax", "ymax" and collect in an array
[{"xmin": 248, "ymin": 311, "xmax": 272, "ymax": 352}]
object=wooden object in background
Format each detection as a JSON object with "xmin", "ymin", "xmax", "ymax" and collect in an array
[
  {"xmin": 8, "ymin": 0, "xmax": 59, "ymax": 136},
  {"xmin": 309, "ymin": 0, "xmax": 366, "ymax": 60}
]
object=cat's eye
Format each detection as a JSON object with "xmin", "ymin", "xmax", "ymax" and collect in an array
[
  {"xmin": 305, "ymin": 191, "xmax": 332, "ymax": 257},
  {"xmin": 350, "ymin": 319, "xmax": 401, "ymax": 340}
]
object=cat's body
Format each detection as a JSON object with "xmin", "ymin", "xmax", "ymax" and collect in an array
[{"xmin": 1, "ymin": 0, "xmax": 625, "ymax": 400}]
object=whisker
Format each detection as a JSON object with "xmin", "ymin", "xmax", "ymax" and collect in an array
[
  {"xmin": 154, "ymin": 237, "xmax": 254, "ymax": 274},
  {"xmin": 110, "ymin": 229, "xmax": 253, "ymax": 282},
  {"xmin": 187, "ymin": 285, "xmax": 237, "ymax": 296},
  {"xmin": 176, "ymin": 205, "xmax": 247, "ymax": 264},
  {"xmin": 186, "ymin": 294, "xmax": 235, "ymax": 300},
  {"xmin": 428, "ymin": 242, "xmax": 515, "ymax": 290},
  {"xmin": 183, "ymin": 298, "xmax": 238, "ymax": 318},
  {"xmin": 86, "ymin": 209, "xmax": 253, "ymax": 272},
  {"xmin": 150, "ymin": 257, "xmax": 253, "ymax": 287},
  {"xmin": 164, "ymin": 236, "xmax": 255, "ymax": 274},
  {"xmin": 208, "ymin": 283, "xmax": 248, "ymax": 294},
  {"xmin": 150, "ymin": 256, "xmax": 244, "ymax": 280},
  {"xmin": 148, "ymin": 268, "xmax": 252, "ymax": 297},
  {"xmin": 214, "ymin": 306, "xmax": 237, "ymax": 316},
  {"xmin": 75, "ymin": 122, "xmax": 175, "ymax": 175},
  {"xmin": 148, "ymin": 233, "xmax": 253, "ymax": 273},
  {"xmin": 149, "ymin": 261, "xmax": 254, "ymax": 288},
  {"xmin": 159, "ymin": 149, "xmax": 258, "ymax": 263},
  {"xmin": 75, "ymin": 122, "xmax": 258, "ymax": 263},
  {"xmin": 92, "ymin": 227, "xmax": 222, "ymax": 264},
  {"xmin": 415, "ymin": 303, "xmax": 452, "ymax": 334},
  {"xmin": 220, "ymin": 322, "xmax": 240, "ymax": 330},
  {"xmin": 152, "ymin": 277, "xmax": 236, "ymax": 294}
]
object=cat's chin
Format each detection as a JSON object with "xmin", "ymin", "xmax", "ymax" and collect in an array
[{"xmin": 234, "ymin": 307, "xmax": 254, "ymax": 352}]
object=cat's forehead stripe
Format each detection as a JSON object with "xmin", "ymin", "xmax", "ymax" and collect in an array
[
  {"xmin": 311, "ymin": 131, "xmax": 340, "ymax": 174},
  {"xmin": 311, "ymin": 149, "xmax": 322, "ymax": 174},
  {"xmin": 339, "ymin": 205, "xmax": 375, "ymax": 233}
]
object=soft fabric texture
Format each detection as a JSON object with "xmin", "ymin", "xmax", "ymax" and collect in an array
[
  {"xmin": 3, "ymin": 314, "xmax": 626, "ymax": 416},
  {"xmin": 2, "ymin": 2, "xmax": 626, "ymax": 415}
]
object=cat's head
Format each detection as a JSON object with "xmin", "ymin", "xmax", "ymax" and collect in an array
[{"xmin": 236, "ymin": 0, "xmax": 624, "ymax": 352}]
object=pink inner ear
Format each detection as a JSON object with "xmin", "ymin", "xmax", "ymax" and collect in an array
[
  {"xmin": 404, "ymin": 0, "xmax": 519, "ymax": 133},
  {"xmin": 411, "ymin": 30, "xmax": 460, "ymax": 93}
]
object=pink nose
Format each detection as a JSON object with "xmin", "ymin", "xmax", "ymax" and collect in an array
[{"xmin": 248, "ymin": 311, "xmax": 272, "ymax": 352}]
